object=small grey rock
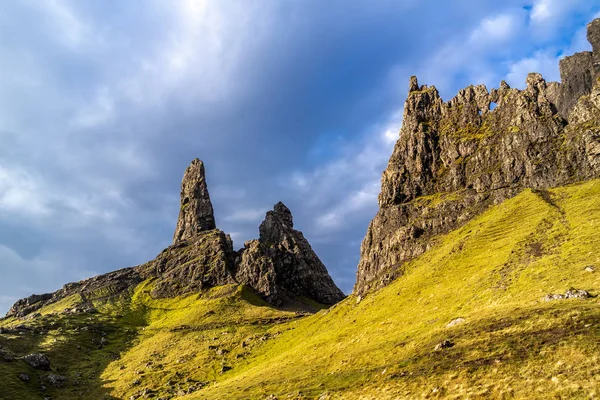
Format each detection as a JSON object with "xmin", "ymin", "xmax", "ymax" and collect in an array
[
  {"xmin": 22, "ymin": 353, "xmax": 50, "ymax": 370},
  {"xmin": 434, "ymin": 340, "xmax": 454, "ymax": 351},
  {"xmin": 220, "ymin": 365, "xmax": 232, "ymax": 373},
  {"xmin": 564, "ymin": 289, "xmax": 590, "ymax": 299},
  {"xmin": 0, "ymin": 349, "xmax": 14, "ymax": 362},
  {"xmin": 446, "ymin": 318, "xmax": 465, "ymax": 328},
  {"xmin": 18, "ymin": 373, "xmax": 30, "ymax": 382},
  {"xmin": 43, "ymin": 374, "xmax": 66, "ymax": 388},
  {"xmin": 545, "ymin": 288, "xmax": 590, "ymax": 301}
]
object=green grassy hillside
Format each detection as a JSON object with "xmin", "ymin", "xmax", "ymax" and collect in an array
[{"xmin": 2, "ymin": 179, "xmax": 600, "ymax": 399}]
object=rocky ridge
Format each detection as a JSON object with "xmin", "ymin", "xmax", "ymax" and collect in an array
[
  {"xmin": 6, "ymin": 159, "xmax": 344, "ymax": 318},
  {"xmin": 355, "ymin": 18, "xmax": 600, "ymax": 294}
]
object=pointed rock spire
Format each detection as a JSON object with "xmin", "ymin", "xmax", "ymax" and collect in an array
[{"xmin": 173, "ymin": 159, "xmax": 216, "ymax": 243}]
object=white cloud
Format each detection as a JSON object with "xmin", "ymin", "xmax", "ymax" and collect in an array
[
  {"xmin": 316, "ymin": 181, "xmax": 380, "ymax": 231},
  {"xmin": 527, "ymin": 0, "xmax": 591, "ymax": 41},
  {"xmin": 33, "ymin": 0, "xmax": 96, "ymax": 50},
  {"xmin": 0, "ymin": 166, "xmax": 50, "ymax": 218},
  {"xmin": 505, "ymin": 50, "xmax": 561, "ymax": 87},
  {"xmin": 224, "ymin": 207, "xmax": 267, "ymax": 223},
  {"xmin": 290, "ymin": 111, "xmax": 402, "ymax": 234},
  {"xmin": 469, "ymin": 13, "xmax": 521, "ymax": 45},
  {"xmin": 71, "ymin": 87, "xmax": 115, "ymax": 128}
]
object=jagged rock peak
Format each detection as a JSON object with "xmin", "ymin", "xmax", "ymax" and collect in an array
[
  {"xmin": 259, "ymin": 201, "xmax": 294, "ymax": 244},
  {"xmin": 236, "ymin": 202, "xmax": 346, "ymax": 306},
  {"xmin": 273, "ymin": 201, "xmax": 293, "ymax": 227},
  {"xmin": 173, "ymin": 158, "xmax": 216, "ymax": 243}
]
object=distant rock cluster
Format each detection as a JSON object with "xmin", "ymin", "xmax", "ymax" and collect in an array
[{"xmin": 355, "ymin": 18, "xmax": 600, "ymax": 295}]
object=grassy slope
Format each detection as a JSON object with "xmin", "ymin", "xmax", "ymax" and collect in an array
[
  {"xmin": 1, "ymin": 179, "xmax": 599, "ymax": 399},
  {"xmin": 193, "ymin": 180, "xmax": 600, "ymax": 399}
]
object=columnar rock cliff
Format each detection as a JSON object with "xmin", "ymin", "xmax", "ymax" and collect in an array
[
  {"xmin": 6, "ymin": 161, "xmax": 344, "ymax": 318},
  {"xmin": 355, "ymin": 18, "xmax": 600, "ymax": 295}
]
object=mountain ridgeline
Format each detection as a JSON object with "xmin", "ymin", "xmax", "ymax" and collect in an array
[{"xmin": 355, "ymin": 18, "xmax": 600, "ymax": 294}]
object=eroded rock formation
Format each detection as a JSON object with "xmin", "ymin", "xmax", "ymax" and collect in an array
[
  {"xmin": 235, "ymin": 202, "xmax": 346, "ymax": 306},
  {"xmin": 173, "ymin": 158, "xmax": 216, "ymax": 243},
  {"xmin": 6, "ymin": 160, "xmax": 344, "ymax": 318},
  {"xmin": 354, "ymin": 19, "xmax": 600, "ymax": 295}
]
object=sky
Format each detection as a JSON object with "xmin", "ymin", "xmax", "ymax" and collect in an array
[{"xmin": 1, "ymin": 0, "xmax": 599, "ymax": 315}]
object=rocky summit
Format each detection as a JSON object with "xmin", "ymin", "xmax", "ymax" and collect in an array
[{"xmin": 355, "ymin": 19, "xmax": 600, "ymax": 294}]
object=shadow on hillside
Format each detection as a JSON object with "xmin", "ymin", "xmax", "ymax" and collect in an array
[{"xmin": 0, "ymin": 304, "xmax": 147, "ymax": 400}]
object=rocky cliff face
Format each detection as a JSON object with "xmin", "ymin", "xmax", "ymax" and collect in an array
[
  {"xmin": 6, "ymin": 160, "xmax": 344, "ymax": 318},
  {"xmin": 355, "ymin": 18, "xmax": 600, "ymax": 295}
]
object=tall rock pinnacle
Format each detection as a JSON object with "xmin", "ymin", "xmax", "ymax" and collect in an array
[{"xmin": 173, "ymin": 159, "xmax": 216, "ymax": 243}]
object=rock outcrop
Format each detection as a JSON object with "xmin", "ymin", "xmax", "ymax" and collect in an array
[
  {"xmin": 355, "ymin": 18, "xmax": 600, "ymax": 295},
  {"xmin": 173, "ymin": 159, "xmax": 216, "ymax": 243},
  {"xmin": 6, "ymin": 268, "xmax": 142, "ymax": 318},
  {"xmin": 6, "ymin": 160, "xmax": 344, "ymax": 318},
  {"xmin": 235, "ymin": 202, "xmax": 346, "ymax": 306},
  {"xmin": 138, "ymin": 230, "xmax": 236, "ymax": 298}
]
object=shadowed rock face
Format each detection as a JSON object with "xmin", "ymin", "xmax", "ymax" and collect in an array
[
  {"xmin": 354, "ymin": 18, "xmax": 600, "ymax": 295},
  {"xmin": 235, "ymin": 202, "xmax": 346, "ymax": 306},
  {"xmin": 173, "ymin": 159, "xmax": 216, "ymax": 243}
]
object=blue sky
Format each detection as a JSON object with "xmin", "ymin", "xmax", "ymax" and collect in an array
[{"xmin": 1, "ymin": 0, "xmax": 599, "ymax": 314}]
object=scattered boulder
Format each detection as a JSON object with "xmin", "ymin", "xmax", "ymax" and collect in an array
[
  {"xmin": 585, "ymin": 266, "xmax": 595, "ymax": 272},
  {"xmin": 26, "ymin": 313, "xmax": 42, "ymax": 320},
  {"xmin": 565, "ymin": 289, "xmax": 591, "ymax": 299},
  {"xmin": 446, "ymin": 318, "xmax": 465, "ymax": 328},
  {"xmin": 0, "ymin": 349, "xmax": 14, "ymax": 362},
  {"xmin": 18, "ymin": 373, "xmax": 30, "ymax": 382},
  {"xmin": 434, "ymin": 340, "xmax": 454, "ymax": 351},
  {"xmin": 22, "ymin": 353, "xmax": 51, "ymax": 370},
  {"xmin": 544, "ymin": 289, "xmax": 591, "ymax": 301},
  {"xmin": 43, "ymin": 374, "xmax": 66, "ymax": 388},
  {"xmin": 220, "ymin": 365, "xmax": 232, "ymax": 373}
]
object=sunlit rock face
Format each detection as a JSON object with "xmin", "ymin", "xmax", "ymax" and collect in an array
[{"xmin": 354, "ymin": 19, "xmax": 600, "ymax": 295}]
